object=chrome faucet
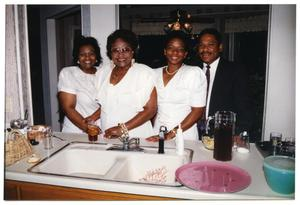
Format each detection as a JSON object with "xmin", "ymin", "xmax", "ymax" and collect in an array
[
  {"xmin": 119, "ymin": 136, "xmax": 141, "ymax": 151},
  {"xmin": 107, "ymin": 133, "xmax": 143, "ymax": 151}
]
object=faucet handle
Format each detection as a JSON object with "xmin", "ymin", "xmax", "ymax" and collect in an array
[
  {"xmin": 159, "ymin": 126, "xmax": 167, "ymax": 133},
  {"xmin": 128, "ymin": 137, "xmax": 140, "ymax": 146},
  {"xmin": 118, "ymin": 136, "xmax": 128, "ymax": 143},
  {"xmin": 136, "ymin": 138, "xmax": 140, "ymax": 145}
]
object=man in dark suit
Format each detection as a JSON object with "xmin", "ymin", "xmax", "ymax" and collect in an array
[{"xmin": 196, "ymin": 28, "xmax": 252, "ymax": 138}]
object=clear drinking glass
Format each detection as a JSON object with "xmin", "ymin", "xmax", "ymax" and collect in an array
[
  {"xmin": 270, "ymin": 132, "xmax": 282, "ymax": 155},
  {"xmin": 236, "ymin": 131, "xmax": 250, "ymax": 153},
  {"xmin": 43, "ymin": 126, "xmax": 53, "ymax": 149}
]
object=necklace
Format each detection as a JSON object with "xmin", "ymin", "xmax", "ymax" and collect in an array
[{"xmin": 165, "ymin": 65, "xmax": 181, "ymax": 75}]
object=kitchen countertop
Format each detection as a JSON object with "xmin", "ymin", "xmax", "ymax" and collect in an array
[{"xmin": 5, "ymin": 132, "xmax": 294, "ymax": 200}]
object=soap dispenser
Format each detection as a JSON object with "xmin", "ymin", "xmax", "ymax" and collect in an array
[{"xmin": 176, "ymin": 124, "xmax": 184, "ymax": 155}]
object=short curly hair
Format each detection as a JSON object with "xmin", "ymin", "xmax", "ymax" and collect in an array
[
  {"xmin": 198, "ymin": 28, "xmax": 222, "ymax": 45},
  {"xmin": 106, "ymin": 29, "xmax": 139, "ymax": 59},
  {"xmin": 72, "ymin": 36, "xmax": 102, "ymax": 66},
  {"xmin": 164, "ymin": 30, "xmax": 189, "ymax": 51}
]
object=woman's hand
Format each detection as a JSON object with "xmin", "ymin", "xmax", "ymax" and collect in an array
[
  {"xmin": 164, "ymin": 131, "xmax": 176, "ymax": 140},
  {"xmin": 87, "ymin": 124, "xmax": 102, "ymax": 136},
  {"xmin": 145, "ymin": 135, "xmax": 159, "ymax": 142},
  {"xmin": 145, "ymin": 131, "xmax": 176, "ymax": 142},
  {"xmin": 85, "ymin": 108, "xmax": 101, "ymax": 122},
  {"xmin": 104, "ymin": 126, "xmax": 122, "ymax": 139}
]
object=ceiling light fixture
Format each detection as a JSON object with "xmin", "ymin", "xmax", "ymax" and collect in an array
[{"xmin": 164, "ymin": 9, "xmax": 193, "ymax": 34}]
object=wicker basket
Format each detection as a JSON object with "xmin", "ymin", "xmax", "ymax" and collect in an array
[{"xmin": 5, "ymin": 129, "xmax": 33, "ymax": 167}]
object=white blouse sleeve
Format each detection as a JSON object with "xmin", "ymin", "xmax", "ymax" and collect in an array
[
  {"xmin": 94, "ymin": 66, "xmax": 111, "ymax": 106},
  {"xmin": 188, "ymin": 67, "xmax": 207, "ymax": 107},
  {"xmin": 135, "ymin": 66, "xmax": 156, "ymax": 110},
  {"xmin": 57, "ymin": 68, "xmax": 76, "ymax": 94}
]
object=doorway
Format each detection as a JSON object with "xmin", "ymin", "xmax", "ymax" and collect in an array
[
  {"xmin": 55, "ymin": 9, "xmax": 82, "ymax": 128},
  {"xmin": 27, "ymin": 5, "xmax": 81, "ymax": 130}
]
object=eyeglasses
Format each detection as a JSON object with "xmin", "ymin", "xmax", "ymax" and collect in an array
[{"xmin": 111, "ymin": 47, "xmax": 132, "ymax": 54}]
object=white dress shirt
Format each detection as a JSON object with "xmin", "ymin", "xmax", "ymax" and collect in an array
[{"xmin": 203, "ymin": 57, "xmax": 220, "ymax": 118}]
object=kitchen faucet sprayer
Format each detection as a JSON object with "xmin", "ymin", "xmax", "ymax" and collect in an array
[{"xmin": 158, "ymin": 126, "xmax": 167, "ymax": 154}]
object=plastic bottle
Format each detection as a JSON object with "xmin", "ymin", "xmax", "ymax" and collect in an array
[{"xmin": 176, "ymin": 124, "xmax": 184, "ymax": 155}]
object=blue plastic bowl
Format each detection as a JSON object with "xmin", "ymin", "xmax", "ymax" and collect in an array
[{"xmin": 263, "ymin": 155, "xmax": 295, "ymax": 194}]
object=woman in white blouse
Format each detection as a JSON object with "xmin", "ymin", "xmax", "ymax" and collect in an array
[
  {"xmin": 95, "ymin": 29, "xmax": 157, "ymax": 139},
  {"xmin": 146, "ymin": 31, "xmax": 207, "ymax": 141},
  {"xmin": 57, "ymin": 36, "xmax": 102, "ymax": 133}
]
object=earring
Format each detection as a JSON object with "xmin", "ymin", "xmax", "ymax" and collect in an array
[
  {"xmin": 110, "ymin": 60, "xmax": 116, "ymax": 68},
  {"xmin": 96, "ymin": 60, "xmax": 98, "ymax": 63},
  {"xmin": 77, "ymin": 60, "xmax": 80, "ymax": 64},
  {"xmin": 131, "ymin": 58, "xmax": 135, "ymax": 65}
]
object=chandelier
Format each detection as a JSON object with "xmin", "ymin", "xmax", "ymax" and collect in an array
[{"xmin": 164, "ymin": 9, "xmax": 193, "ymax": 34}]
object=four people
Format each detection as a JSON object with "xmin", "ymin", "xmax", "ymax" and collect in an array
[
  {"xmin": 57, "ymin": 36, "xmax": 102, "ymax": 133},
  {"xmin": 146, "ymin": 31, "xmax": 206, "ymax": 141},
  {"xmin": 58, "ymin": 28, "xmax": 251, "ymax": 141}
]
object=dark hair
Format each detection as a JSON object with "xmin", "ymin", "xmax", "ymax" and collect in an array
[
  {"xmin": 106, "ymin": 29, "xmax": 139, "ymax": 59},
  {"xmin": 198, "ymin": 28, "xmax": 222, "ymax": 44},
  {"xmin": 72, "ymin": 36, "xmax": 102, "ymax": 66},
  {"xmin": 165, "ymin": 30, "xmax": 189, "ymax": 51}
]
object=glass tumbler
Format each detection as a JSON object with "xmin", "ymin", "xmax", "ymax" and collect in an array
[
  {"xmin": 43, "ymin": 126, "xmax": 53, "ymax": 149},
  {"xmin": 87, "ymin": 121, "xmax": 101, "ymax": 143}
]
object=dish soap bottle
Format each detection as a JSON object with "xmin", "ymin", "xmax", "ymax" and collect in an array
[{"xmin": 176, "ymin": 124, "xmax": 184, "ymax": 155}]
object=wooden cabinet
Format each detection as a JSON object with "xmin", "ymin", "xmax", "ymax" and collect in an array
[{"xmin": 4, "ymin": 180, "xmax": 177, "ymax": 200}]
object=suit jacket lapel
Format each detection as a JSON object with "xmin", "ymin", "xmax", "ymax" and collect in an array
[{"xmin": 208, "ymin": 58, "xmax": 226, "ymax": 116}]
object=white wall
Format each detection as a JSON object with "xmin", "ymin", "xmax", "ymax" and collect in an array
[
  {"xmin": 84, "ymin": 5, "xmax": 119, "ymax": 66},
  {"xmin": 263, "ymin": 5, "xmax": 295, "ymax": 140}
]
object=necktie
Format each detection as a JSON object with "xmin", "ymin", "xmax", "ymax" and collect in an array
[
  {"xmin": 204, "ymin": 64, "xmax": 211, "ymax": 121},
  {"xmin": 205, "ymin": 64, "xmax": 210, "ymax": 100},
  {"xmin": 198, "ymin": 64, "xmax": 211, "ymax": 137}
]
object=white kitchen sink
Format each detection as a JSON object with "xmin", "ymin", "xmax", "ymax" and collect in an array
[{"xmin": 28, "ymin": 142, "xmax": 193, "ymax": 186}]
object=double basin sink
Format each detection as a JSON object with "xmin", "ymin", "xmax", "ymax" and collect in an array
[{"xmin": 28, "ymin": 142, "xmax": 193, "ymax": 186}]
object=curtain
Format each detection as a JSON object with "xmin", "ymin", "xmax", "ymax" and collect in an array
[
  {"xmin": 225, "ymin": 15, "xmax": 268, "ymax": 33},
  {"xmin": 132, "ymin": 22, "xmax": 215, "ymax": 35},
  {"xmin": 131, "ymin": 14, "xmax": 268, "ymax": 35},
  {"xmin": 5, "ymin": 5, "xmax": 32, "ymax": 126}
]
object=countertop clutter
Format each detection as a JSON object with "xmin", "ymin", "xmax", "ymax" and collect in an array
[{"xmin": 5, "ymin": 132, "xmax": 294, "ymax": 200}]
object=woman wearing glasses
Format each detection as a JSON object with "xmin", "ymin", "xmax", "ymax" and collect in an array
[
  {"xmin": 146, "ymin": 31, "xmax": 207, "ymax": 141},
  {"xmin": 95, "ymin": 29, "xmax": 157, "ymax": 139}
]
